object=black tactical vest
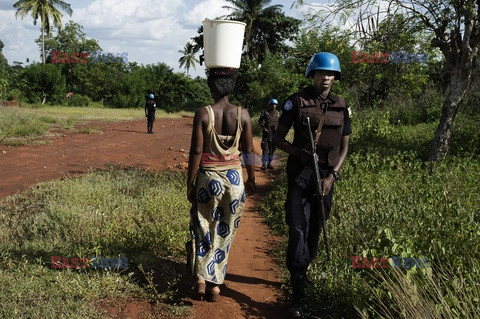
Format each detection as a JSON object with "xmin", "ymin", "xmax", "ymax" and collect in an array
[
  {"xmin": 292, "ymin": 86, "xmax": 346, "ymax": 167},
  {"xmin": 264, "ymin": 109, "xmax": 280, "ymax": 131}
]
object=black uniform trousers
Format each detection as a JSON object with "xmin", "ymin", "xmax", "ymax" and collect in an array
[
  {"xmin": 147, "ymin": 112, "xmax": 155, "ymax": 133},
  {"xmin": 260, "ymin": 131, "xmax": 276, "ymax": 165},
  {"xmin": 285, "ymin": 166, "xmax": 333, "ymax": 303}
]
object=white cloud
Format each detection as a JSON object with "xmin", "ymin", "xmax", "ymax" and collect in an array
[
  {"xmin": 184, "ymin": 0, "xmax": 231, "ymax": 26},
  {"xmin": 0, "ymin": 10, "xmax": 43, "ymax": 64},
  {"xmin": 0, "ymin": 0, "xmax": 301, "ymax": 77},
  {"xmin": 73, "ymin": 0, "xmax": 184, "ymax": 40}
]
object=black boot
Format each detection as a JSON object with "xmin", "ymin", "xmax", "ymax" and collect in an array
[
  {"xmin": 267, "ymin": 160, "xmax": 274, "ymax": 169},
  {"xmin": 289, "ymin": 269, "xmax": 307, "ymax": 318}
]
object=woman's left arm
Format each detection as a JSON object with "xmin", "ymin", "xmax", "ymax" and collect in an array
[
  {"xmin": 187, "ymin": 109, "xmax": 206, "ymax": 202},
  {"xmin": 240, "ymin": 108, "xmax": 256, "ymax": 194}
]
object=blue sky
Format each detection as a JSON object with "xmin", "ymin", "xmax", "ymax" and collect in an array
[{"xmin": 0, "ymin": 0, "xmax": 306, "ymax": 78}]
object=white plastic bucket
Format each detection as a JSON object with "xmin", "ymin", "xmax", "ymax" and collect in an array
[{"xmin": 202, "ymin": 19, "xmax": 246, "ymax": 69}]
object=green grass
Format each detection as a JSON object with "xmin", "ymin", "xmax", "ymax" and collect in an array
[
  {"xmin": 258, "ymin": 109, "xmax": 480, "ymax": 318},
  {"xmin": 0, "ymin": 167, "xmax": 192, "ymax": 318},
  {"xmin": 26, "ymin": 104, "xmax": 192, "ymax": 121},
  {"xmin": 0, "ymin": 256, "xmax": 143, "ymax": 318},
  {"xmin": 0, "ymin": 105, "xmax": 194, "ymax": 145}
]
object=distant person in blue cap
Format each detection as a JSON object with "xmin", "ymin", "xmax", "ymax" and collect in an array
[
  {"xmin": 274, "ymin": 52, "xmax": 352, "ymax": 318},
  {"xmin": 145, "ymin": 93, "xmax": 156, "ymax": 133},
  {"xmin": 258, "ymin": 98, "xmax": 280, "ymax": 170}
]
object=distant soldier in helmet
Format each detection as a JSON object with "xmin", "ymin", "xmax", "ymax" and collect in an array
[
  {"xmin": 258, "ymin": 98, "xmax": 280, "ymax": 170},
  {"xmin": 274, "ymin": 52, "xmax": 351, "ymax": 318},
  {"xmin": 145, "ymin": 93, "xmax": 156, "ymax": 134}
]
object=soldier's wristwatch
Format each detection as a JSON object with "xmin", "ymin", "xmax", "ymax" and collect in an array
[{"xmin": 332, "ymin": 170, "xmax": 341, "ymax": 181}]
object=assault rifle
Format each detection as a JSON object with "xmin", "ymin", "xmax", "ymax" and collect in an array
[{"xmin": 306, "ymin": 116, "xmax": 330, "ymax": 261}]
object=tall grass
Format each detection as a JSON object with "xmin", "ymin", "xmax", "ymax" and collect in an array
[
  {"xmin": 359, "ymin": 263, "xmax": 480, "ymax": 319},
  {"xmin": 0, "ymin": 167, "xmax": 192, "ymax": 318},
  {"xmin": 258, "ymin": 109, "xmax": 480, "ymax": 318},
  {"xmin": 0, "ymin": 107, "xmax": 58, "ymax": 142}
]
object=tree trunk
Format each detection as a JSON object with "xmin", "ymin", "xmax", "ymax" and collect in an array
[
  {"xmin": 42, "ymin": 30, "xmax": 45, "ymax": 64},
  {"xmin": 41, "ymin": 13, "xmax": 45, "ymax": 64},
  {"xmin": 429, "ymin": 69, "xmax": 471, "ymax": 161}
]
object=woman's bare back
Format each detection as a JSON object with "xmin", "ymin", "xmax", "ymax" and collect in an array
[{"xmin": 210, "ymin": 103, "xmax": 240, "ymax": 137}]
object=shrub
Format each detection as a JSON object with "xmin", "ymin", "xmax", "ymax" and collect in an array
[
  {"xmin": 67, "ymin": 94, "xmax": 91, "ymax": 107},
  {"xmin": 384, "ymin": 86, "xmax": 443, "ymax": 125},
  {"xmin": 20, "ymin": 63, "xmax": 66, "ymax": 104}
]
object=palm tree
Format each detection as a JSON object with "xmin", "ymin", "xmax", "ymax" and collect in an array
[
  {"xmin": 222, "ymin": 0, "xmax": 283, "ymax": 59},
  {"xmin": 178, "ymin": 42, "xmax": 199, "ymax": 76},
  {"xmin": 13, "ymin": 0, "xmax": 73, "ymax": 64}
]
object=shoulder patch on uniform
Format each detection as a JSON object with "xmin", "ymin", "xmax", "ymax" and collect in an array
[{"xmin": 283, "ymin": 100, "xmax": 293, "ymax": 111}]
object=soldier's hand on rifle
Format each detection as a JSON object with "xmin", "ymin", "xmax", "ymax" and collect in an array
[{"xmin": 321, "ymin": 174, "xmax": 335, "ymax": 196}]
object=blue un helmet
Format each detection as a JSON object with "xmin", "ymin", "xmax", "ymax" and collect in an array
[
  {"xmin": 148, "ymin": 93, "xmax": 154, "ymax": 99},
  {"xmin": 305, "ymin": 52, "xmax": 341, "ymax": 80},
  {"xmin": 268, "ymin": 98, "xmax": 278, "ymax": 105}
]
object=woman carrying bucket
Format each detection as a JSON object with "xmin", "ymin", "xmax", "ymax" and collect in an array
[{"xmin": 186, "ymin": 20, "xmax": 255, "ymax": 301}]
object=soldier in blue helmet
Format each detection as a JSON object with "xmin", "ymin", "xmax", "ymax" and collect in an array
[
  {"xmin": 258, "ymin": 98, "xmax": 280, "ymax": 170},
  {"xmin": 145, "ymin": 93, "xmax": 156, "ymax": 134},
  {"xmin": 274, "ymin": 52, "xmax": 352, "ymax": 318}
]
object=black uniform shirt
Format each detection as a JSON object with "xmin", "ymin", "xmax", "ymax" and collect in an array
[{"xmin": 145, "ymin": 99, "xmax": 156, "ymax": 115}]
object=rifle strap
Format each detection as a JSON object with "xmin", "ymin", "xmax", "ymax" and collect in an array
[{"xmin": 314, "ymin": 100, "xmax": 329, "ymax": 144}]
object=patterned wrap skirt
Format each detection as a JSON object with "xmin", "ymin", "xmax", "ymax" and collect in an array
[{"xmin": 187, "ymin": 167, "xmax": 246, "ymax": 284}]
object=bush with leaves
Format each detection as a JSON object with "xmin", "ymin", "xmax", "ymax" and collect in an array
[
  {"xmin": 20, "ymin": 63, "xmax": 66, "ymax": 104},
  {"xmin": 233, "ymin": 54, "xmax": 307, "ymax": 112},
  {"xmin": 67, "ymin": 94, "xmax": 91, "ymax": 107}
]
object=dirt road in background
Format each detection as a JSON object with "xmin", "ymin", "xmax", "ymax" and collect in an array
[{"xmin": 0, "ymin": 117, "xmax": 289, "ymax": 318}]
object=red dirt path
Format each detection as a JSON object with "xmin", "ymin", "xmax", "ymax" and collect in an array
[{"xmin": 0, "ymin": 117, "xmax": 290, "ymax": 318}]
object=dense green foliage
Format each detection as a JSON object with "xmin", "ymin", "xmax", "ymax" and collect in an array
[
  {"xmin": 0, "ymin": 22, "xmax": 212, "ymax": 110},
  {"xmin": 0, "ymin": 168, "xmax": 191, "ymax": 318},
  {"xmin": 0, "ymin": 40, "xmax": 8, "ymax": 100},
  {"xmin": 233, "ymin": 54, "xmax": 308, "ymax": 111},
  {"xmin": 222, "ymin": 0, "xmax": 301, "ymax": 61},
  {"xmin": 20, "ymin": 63, "xmax": 66, "ymax": 104},
  {"xmin": 259, "ymin": 109, "xmax": 480, "ymax": 318}
]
